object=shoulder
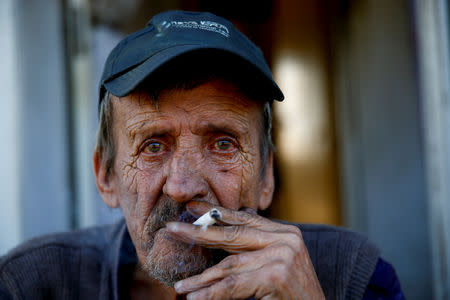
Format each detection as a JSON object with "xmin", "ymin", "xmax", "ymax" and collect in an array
[
  {"xmin": 0, "ymin": 221, "xmax": 122, "ymax": 298},
  {"xmin": 297, "ymin": 223, "xmax": 372, "ymax": 244},
  {"xmin": 284, "ymin": 222, "xmax": 380, "ymax": 300},
  {"xmin": 1, "ymin": 223, "xmax": 113, "ymax": 267},
  {"xmin": 363, "ymin": 257, "xmax": 406, "ymax": 300},
  {"xmin": 283, "ymin": 222, "xmax": 380, "ymax": 263},
  {"xmin": 298, "ymin": 223, "xmax": 379, "ymax": 256}
]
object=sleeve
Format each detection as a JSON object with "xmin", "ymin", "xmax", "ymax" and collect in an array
[
  {"xmin": 0, "ymin": 277, "xmax": 13, "ymax": 300},
  {"xmin": 362, "ymin": 258, "xmax": 406, "ymax": 300}
]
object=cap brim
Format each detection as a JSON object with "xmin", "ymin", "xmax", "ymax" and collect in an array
[{"xmin": 103, "ymin": 44, "xmax": 284, "ymax": 101}]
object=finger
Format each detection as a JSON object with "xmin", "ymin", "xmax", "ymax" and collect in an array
[
  {"xmin": 166, "ymin": 222, "xmax": 270, "ymax": 252},
  {"xmin": 166, "ymin": 222, "xmax": 299, "ymax": 253},
  {"xmin": 239, "ymin": 207, "xmax": 257, "ymax": 215},
  {"xmin": 175, "ymin": 252, "xmax": 263, "ymax": 293},
  {"xmin": 184, "ymin": 264, "xmax": 279, "ymax": 300},
  {"xmin": 186, "ymin": 201, "xmax": 297, "ymax": 233},
  {"xmin": 175, "ymin": 244, "xmax": 294, "ymax": 294}
]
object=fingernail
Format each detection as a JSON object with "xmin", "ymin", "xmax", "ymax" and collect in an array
[
  {"xmin": 174, "ymin": 281, "xmax": 183, "ymax": 292},
  {"xmin": 166, "ymin": 222, "xmax": 179, "ymax": 232},
  {"xmin": 186, "ymin": 293, "xmax": 195, "ymax": 300}
]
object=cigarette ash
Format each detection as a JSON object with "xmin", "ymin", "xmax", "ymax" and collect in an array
[{"xmin": 210, "ymin": 208, "xmax": 221, "ymax": 221}]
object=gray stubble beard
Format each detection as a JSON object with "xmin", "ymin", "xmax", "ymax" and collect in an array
[{"xmin": 140, "ymin": 197, "xmax": 226, "ymax": 286}]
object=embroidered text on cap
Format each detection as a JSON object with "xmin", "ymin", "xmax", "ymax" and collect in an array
[{"xmin": 159, "ymin": 20, "xmax": 230, "ymax": 37}]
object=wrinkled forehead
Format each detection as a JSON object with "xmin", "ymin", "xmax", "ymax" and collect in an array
[
  {"xmin": 113, "ymin": 78, "xmax": 264, "ymax": 119},
  {"xmin": 109, "ymin": 79, "xmax": 265, "ymax": 152}
]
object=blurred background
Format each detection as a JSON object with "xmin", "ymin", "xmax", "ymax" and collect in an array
[{"xmin": 1, "ymin": 0, "xmax": 449, "ymax": 299}]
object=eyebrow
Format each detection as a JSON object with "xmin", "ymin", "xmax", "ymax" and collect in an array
[
  {"xmin": 126, "ymin": 119, "xmax": 175, "ymax": 144},
  {"xmin": 125, "ymin": 116, "xmax": 249, "ymax": 143},
  {"xmin": 196, "ymin": 122, "xmax": 247, "ymax": 138}
]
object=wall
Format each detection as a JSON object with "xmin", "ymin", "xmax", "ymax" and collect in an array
[
  {"xmin": 0, "ymin": 0, "xmax": 71, "ymax": 253},
  {"xmin": 334, "ymin": 0, "xmax": 432, "ymax": 298}
]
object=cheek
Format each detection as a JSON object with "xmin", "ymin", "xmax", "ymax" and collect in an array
[
  {"xmin": 209, "ymin": 166, "xmax": 243, "ymax": 210},
  {"xmin": 116, "ymin": 158, "xmax": 165, "ymax": 236},
  {"xmin": 118, "ymin": 156, "xmax": 165, "ymax": 197},
  {"xmin": 238, "ymin": 151, "xmax": 262, "ymax": 208},
  {"xmin": 206, "ymin": 146, "xmax": 262, "ymax": 210}
]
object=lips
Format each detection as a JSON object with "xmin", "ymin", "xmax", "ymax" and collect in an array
[
  {"xmin": 149, "ymin": 200, "xmax": 198, "ymax": 233},
  {"xmin": 178, "ymin": 211, "xmax": 197, "ymax": 223}
]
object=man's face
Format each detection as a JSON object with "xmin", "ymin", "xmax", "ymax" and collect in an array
[{"xmin": 97, "ymin": 79, "xmax": 274, "ymax": 285}]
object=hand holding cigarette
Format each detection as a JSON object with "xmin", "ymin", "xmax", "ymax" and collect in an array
[{"xmin": 166, "ymin": 200, "xmax": 325, "ymax": 300}]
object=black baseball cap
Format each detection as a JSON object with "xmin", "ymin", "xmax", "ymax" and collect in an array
[{"xmin": 99, "ymin": 10, "xmax": 284, "ymax": 107}]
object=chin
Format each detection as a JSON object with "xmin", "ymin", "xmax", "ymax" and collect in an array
[{"xmin": 142, "ymin": 228, "xmax": 217, "ymax": 286}]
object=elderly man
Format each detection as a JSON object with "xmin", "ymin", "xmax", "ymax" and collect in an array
[{"xmin": 0, "ymin": 10, "xmax": 404, "ymax": 300}]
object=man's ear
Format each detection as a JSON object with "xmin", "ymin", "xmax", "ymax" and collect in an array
[
  {"xmin": 258, "ymin": 151, "xmax": 274, "ymax": 210},
  {"xmin": 93, "ymin": 151, "xmax": 119, "ymax": 208}
]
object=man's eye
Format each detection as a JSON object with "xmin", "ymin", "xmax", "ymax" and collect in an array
[
  {"xmin": 144, "ymin": 142, "xmax": 163, "ymax": 153},
  {"xmin": 214, "ymin": 140, "xmax": 233, "ymax": 151}
]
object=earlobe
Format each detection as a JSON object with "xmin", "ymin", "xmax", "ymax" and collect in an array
[
  {"xmin": 258, "ymin": 151, "xmax": 274, "ymax": 210},
  {"xmin": 93, "ymin": 151, "xmax": 119, "ymax": 208}
]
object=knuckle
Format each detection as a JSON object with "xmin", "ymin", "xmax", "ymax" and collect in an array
[
  {"xmin": 279, "ymin": 243, "xmax": 296, "ymax": 262},
  {"xmin": 223, "ymin": 226, "xmax": 242, "ymax": 242},
  {"xmin": 219, "ymin": 254, "xmax": 238, "ymax": 270},
  {"xmin": 276, "ymin": 261, "xmax": 290, "ymax": 275},
  {"xmin": 223, "ymin": 274, "xmax": 239, "ymax": 294},
  {"xmin": 249, "ymin": 213, "xmax": 265, "ymax": 224},
  {"xmin": 235, "ymin": 210, "xmax": 250, "ymax": 223},
  {"xmin": 201, "ymin": 288, "xmax": 217, "ymax": 300},
  {"xmin": 286, "ymin": 224, "xmax": 303, "ymax": 238},
  {"xmin": 269, "ymin": 262, "xmax": 289, "ymax": 284},
  {"xmin": 285, "ymin": 230, "xmax": 303, "ymax": 249}
]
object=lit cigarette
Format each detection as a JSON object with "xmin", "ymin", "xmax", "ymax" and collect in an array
[{"xmin": 193, "ymin": 208, "xmax": 222, "ymax": 228}]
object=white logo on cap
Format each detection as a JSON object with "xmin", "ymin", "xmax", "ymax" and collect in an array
[{"xmin": 162, "ymin": 20, "xmax": 230, "ymax": 37}]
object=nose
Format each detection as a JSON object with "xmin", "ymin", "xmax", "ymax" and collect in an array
[{"xmin": 163, "ymin": 154, "xmax": 208, "ymax": 204}]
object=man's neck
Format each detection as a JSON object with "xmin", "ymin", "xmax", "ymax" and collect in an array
[{"xmin": 130, "ymin": 267, "xmax": 185, "ymax": 300}]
